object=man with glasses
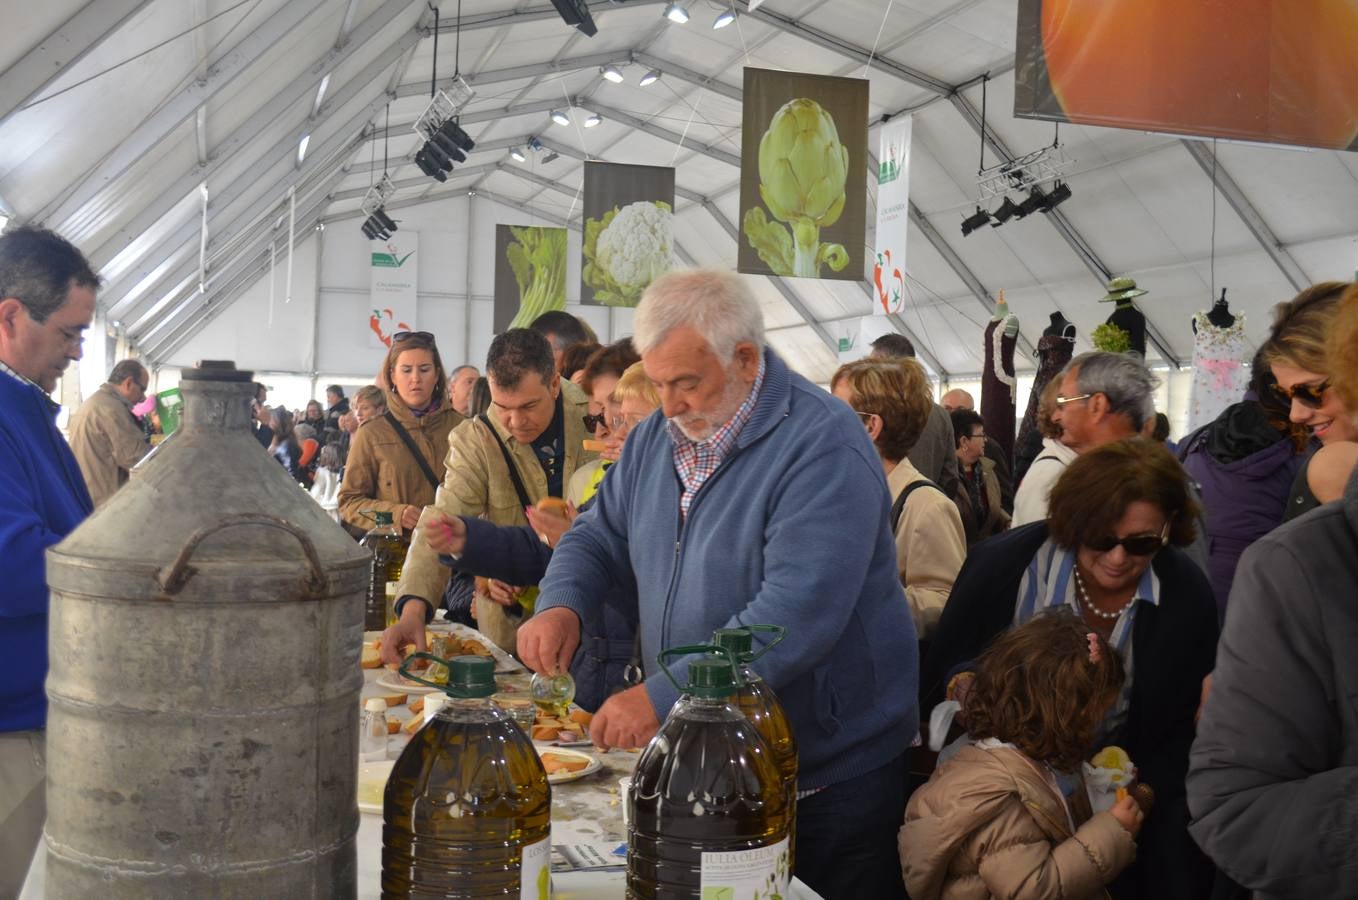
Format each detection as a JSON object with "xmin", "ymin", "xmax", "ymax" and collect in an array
[
  {"xmin": 67, "ymin": 358, "xmax": 153, "ymax": 507},
  {"xmin": 0, "ymin": 227, "xmax": 98, "ymax": 895},
  {"xmin": 1012, "ymin": 351, "xmax": 1156, "ymax": 527}
]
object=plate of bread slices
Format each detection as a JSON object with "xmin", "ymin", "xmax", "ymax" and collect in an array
[{"xmin": 537, "ymin": 747, "xmax": 601, "ymax": 783}]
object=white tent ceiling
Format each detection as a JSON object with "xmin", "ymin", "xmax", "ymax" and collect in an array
[{"xmin": 3, "ymin": 0, "xmax": 1356, "ymax": 383}]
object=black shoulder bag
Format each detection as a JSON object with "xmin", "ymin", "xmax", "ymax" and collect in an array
[
  {"xmin": 383, "ymin": 411, "xmax": 440, "ymax": 490},
  {"xmin": 477, "ymin": 413, "xmax": 537, "ymax": 510}
]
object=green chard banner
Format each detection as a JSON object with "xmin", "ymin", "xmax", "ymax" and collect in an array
[
  {"xmin": 580, "ymin": 161, "xmax": 675, "ymax": 307},
  {"xmin": 494, "ymin": 225, "xmax": 568, "ymax": 333},
  {"xmin": 739, "ymin": 67, "xmax": 869, "ymax": 281}
]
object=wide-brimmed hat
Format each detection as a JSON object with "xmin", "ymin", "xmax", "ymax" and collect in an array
[{"xmin": 1100, "ymin": 277, "xmax": 1147, "ymax": 302}]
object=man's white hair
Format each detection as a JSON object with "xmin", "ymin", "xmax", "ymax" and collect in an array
[{"xmin": 632, "ymin": 269, "xmax": 765, "ymax": 361}]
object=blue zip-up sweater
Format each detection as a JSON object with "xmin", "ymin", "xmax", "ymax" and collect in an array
[
  {"xmin": 539, "ymin": 349, "xmax": 919, "ymax": 791},
  {"xmin": 0, "ymin": 372, "xmax": 94, "ymax": 732}
]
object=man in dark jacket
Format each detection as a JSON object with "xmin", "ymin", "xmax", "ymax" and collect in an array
[
  {"xmin": 1188, "ymin": 468, "xmax": 1358, "ymax": 899},
  {"xmin": 0, "ymin": 227, "xmax": 98, "ymax": 895}
]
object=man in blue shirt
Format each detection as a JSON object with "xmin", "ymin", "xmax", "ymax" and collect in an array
[
  {"xmin": 518, "ymin": 269, "xmax": 919, "ymax": 898},
  {"xmin": 0, "ymin": 227, "xmax": 98, "ymax": 894}
]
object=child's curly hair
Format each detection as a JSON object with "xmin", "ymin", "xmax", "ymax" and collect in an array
[{"xmin": 965, "ymin": 611, "xmax": 1126, "ymax": 771}]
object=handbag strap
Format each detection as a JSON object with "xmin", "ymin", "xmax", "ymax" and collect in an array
[
  {"xmin": 478, "ymin": 413, "xmax": 537, "ymax": 510},
  {"xmin": 383, "ymin": 411, "xmax": 440, "ymax": 490}
]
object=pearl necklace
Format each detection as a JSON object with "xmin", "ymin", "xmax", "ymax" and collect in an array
[{"xmin": 1072, "ymin": 567, "xmax": 1136, "ymax": 622}]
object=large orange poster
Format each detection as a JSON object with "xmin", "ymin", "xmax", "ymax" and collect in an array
[{"xmin": 1014, "ymin": 0, "xmax": 1358, "ymax": 151}]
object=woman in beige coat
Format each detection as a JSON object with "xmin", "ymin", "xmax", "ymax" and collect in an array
[
  {"xmin": 902, "ymin": 615, "xmax": 1141, "ymax": 900},
  {"xmin": 339, "ymin": 332, "xmax": 464, "ymax": 535}
]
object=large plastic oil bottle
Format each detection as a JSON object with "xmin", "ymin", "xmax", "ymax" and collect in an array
[
  {"xmin": 360, "ymin": 510, "xmax": 408, "ymax": 630},
  {"xmin": 712, "ymin": 625, "xmax": 799, "ymax": 867},
  {"xmin": 627, "ymin": 645, "xmax": 791, "ymax": 899},
  {"xmin": 382, "ymin": 654, "xmax": 552, "ymax": 899}
]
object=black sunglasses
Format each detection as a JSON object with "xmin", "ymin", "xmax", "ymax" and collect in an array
[
  {"xmin": 391, "ymin": 330, "xmax": 435, "ymax": 343},
  {"xmin": 1085, "ymin": 523, "xmax": 1169, "ymax": 556},
  {"xmin": 1272, "ymin": 379, "xmax": 1329, "ymax": 409},
  {"xmin": 582, "ymin": 412, "xmax": 608, "ymax": 432}
]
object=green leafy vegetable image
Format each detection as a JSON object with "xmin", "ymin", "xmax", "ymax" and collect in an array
[
  {"xmin": 506, "ymin": 226, "xmax": 568, "ymax": 329},
  {"xmin": 581, "ymin": 200, "xmax": 674, "ymax": 306},
  {"xmin": 1092, "ymin": 322, "xmax": 1133, "ymax": 354},
  {"xmin": 744, "ymin": 97, "xmax": 851, "ymax": 278}
]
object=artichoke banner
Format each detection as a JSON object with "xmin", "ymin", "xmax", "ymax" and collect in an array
[
  {"xmin": 738, "ymin": 68, "xmax": 869, "ymax": 281},
  {"xmin": 580, "ymin": 161, "xmax": 676, "ymax": 307}
]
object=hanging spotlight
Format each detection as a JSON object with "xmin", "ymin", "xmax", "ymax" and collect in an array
[
  {"xmin": 663, "ymin": 3, "xmax": 689, "ymax": 24},
  {"xmin": 583, "ymin": 112, "xmax": 602, "ymax": 128},
  {"xmin": 1041, "ymin": 181, "xmax": 1073, "ymax": 212},
  {"xmin": 542, "ymin": 150, "xmax": 560, "ymax": 164},
  {"xmin": 1014, "ymin": 189, "xmax": 1047, "ymax": 219},
  {"xmin": 361, "ymin": 206, "xmax": 396, "ymax": 240},
  {"xmin": 639, "ymin": 68, "xmax": 661, "ymax": 87},
  {"xmin": 551, "ymin": 109, "xmax": 571, "ymax": 126},
  {"xmin": 438, "ymin": 119, "xmax": 475, "ymax": 153},
  {"xmin": 601, "ymin": 64, "xmax": 625, "ymax": 83},
  {"xmin": 549, "ymin": 0, "xmax": 598, "ymax": 37},
  {"xmin": 961, "ymin": 208, "xmax": 991, "ymax": 236},
  {"xmin": 713, "ymin": 9, "xmax": 736, "ymax": 28},
  {"xmin": 510, "ymin": 147, "xmax": 527, "ymax": 162},
  {"xmin": 990, "ymin": 196, "xmax": 1022, "ymax": 225},
  {"xmin": 414, "ymin": 147, "xmax": 447, "ymax": 182}
]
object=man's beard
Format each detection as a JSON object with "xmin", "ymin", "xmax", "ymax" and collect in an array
[{"xmin": 671, "ymin": 367, "xmax": 751, "ymax": 442}]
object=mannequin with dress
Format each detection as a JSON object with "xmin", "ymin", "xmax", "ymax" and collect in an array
[
  {"xmin": 1188, "ymin": 289, "xmax": 1250, "ymax": 431},
  {"xmin": 981, "ymin": 290, "xmax": 1020, "ymax": 465}
]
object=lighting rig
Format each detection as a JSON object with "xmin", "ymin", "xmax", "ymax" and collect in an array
[{"xmin": 360, "ymin": 174, "xmax": 398, "ymax": 240}]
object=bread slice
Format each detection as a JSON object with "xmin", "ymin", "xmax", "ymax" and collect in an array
[
  {"xmin": 403, "ymin": 715, "xmax": 423, "ymax": 735},
  {"xmin": 540, "ymin": 752, "xmax": 589, "ymax": 774},
  {"xmin": 360, "ymin": 644, "xmax": 381, "ymax": 669},
  {"xmin": 386, "ymin": 718, "xmax": 399, "ymax": 735},
  {"xmin": 407, "ymin": 696, "xmax": 425, "ymax": 715},
  {"xmin": 377, "ymin": 691, "xmax": 408, "ymax": 708}
]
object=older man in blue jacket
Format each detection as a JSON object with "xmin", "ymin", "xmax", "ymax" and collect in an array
[
  {"xmin": 519, "ymin": 269, "xmax": 919, "ymax": 898},
  {"xmin": 0, "ymin": 227, "xmax": 98, "ymax": 895}
]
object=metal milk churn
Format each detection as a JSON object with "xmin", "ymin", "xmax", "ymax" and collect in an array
[{"xmin": 43, "ymin": 360, "xmax": 370, "ymax": 898}]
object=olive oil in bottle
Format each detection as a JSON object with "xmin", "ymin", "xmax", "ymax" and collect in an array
[
  {"xmin": 382, "ymin": 656, "xmax": 552, "ymax": 899},
  {"xmin": 360, "ymin": 511, "xmax": 407, "ymax": 631},
  {"xmin": 712, "ymin": 626, "xmax": 799, "ymax": 869},
  {"xmin": 627, "ymin": 645, "xmax": 791, "ymax": 900}
]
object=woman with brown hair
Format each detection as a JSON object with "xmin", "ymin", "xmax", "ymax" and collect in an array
[
  {"xmin": 832, "ymin": 358, "xmax": 966, "ymax": 639},
  {"xmin": 338, "ymin": 331, "xmax": 464, "ymax": 534},
  {"xmin": 567, "ymin": 339, "xmax": 641, "ymax": 506},
  {"xmin": 1258, "ymin": 281, "xmax": 1358, "ymax": 520},
  {"xmin": 1188, "ymin": 285, "xmax": 1358, "ymax": 899},
  {"xmin": 924, "ymin": 439, "xmax": 1219, "ymax": 900}
]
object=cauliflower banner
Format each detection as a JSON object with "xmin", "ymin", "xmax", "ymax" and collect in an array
[
  {"xmin": 580, "ymin": 161, "xmax": 676, "ymax": 307},
  {"xmin": 738, "ymin": 68, "xmax": 869, "ymax": 282}
]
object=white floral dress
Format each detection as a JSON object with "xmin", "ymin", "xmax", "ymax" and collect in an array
[{"xmin": 1188, "ymin": 313, "xmax": 1250, "ymax": 431}]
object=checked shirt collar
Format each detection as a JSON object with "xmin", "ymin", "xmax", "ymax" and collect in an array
[{"xmin": 666, "ymin": 358, "xmax": 766, "ymax": 519}]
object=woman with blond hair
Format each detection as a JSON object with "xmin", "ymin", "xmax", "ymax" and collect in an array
[
  {"xmin": 1189, "ymin": 285, "xmax": 1358, "ymax": 900},
  {"xmin": 832, "ymin": 357, "xmax": 965, "ymax": 639}
]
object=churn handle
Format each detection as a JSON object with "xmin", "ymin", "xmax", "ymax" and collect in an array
[{"xmin": 158, "ymin": 513, "xmax": 326, "ymax": 597}]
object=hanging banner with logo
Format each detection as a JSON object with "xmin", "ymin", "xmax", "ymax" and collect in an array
[
  {"xmin": 581, "ymin": 161, "xmax": 675, "ymax": 307},
  {"xmin": 368, "ymin": 231, "xmax": 418, "ymax": 349},
  {"xmin": 872, "ymin": 116, "xmax": 912, "ymax": 316},
  {"xmin": 1014, "ymin": 0, "xmax": 1358, "ymax": 151},
  {"xmin": 494, "ymin": 224, "xmax": 568, "ymax": 332},
  {"xmin": 739, "ymin": 67, "xmax": 869, "ymax": 281}
]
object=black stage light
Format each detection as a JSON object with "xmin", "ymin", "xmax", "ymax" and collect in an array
[
  {"xmin": 1041, "ymin": 182, "xmax": 1072, "ymax": 212},
  {"xmin": 991, "ymin": 197, "xmax": 1021, "ymax": 225},
  {"xmin": 549, "ymin": 0, "xmax": 598, "ymax": 37},
  {"xmin": 961, "ymin": 207, "xmax": 991, "ymax": 236},
  {"xmin": 439, "ymin": 120, "xmax": 475, "ymax": 152},
  {"xmin": 424, "ymin": 140, "xmax": 454, "ymax": 171},
  {"xmin": 414, "ymin": 147, "xmax": 445, "ymax": 181},
  {"xmin": 1014, "ymin": 189, "xmax": 1046, "ymax": 219},
  {"xmin": 429, "ymin": 130, "xmax": 467, "ymax": 164},
  {"xmin": 361, "ymin": 219, "xmax": 378, "ymax": 239},
  {"xmin": 373, "ymin": 209, "xmax": 397, "ymax": 233}
]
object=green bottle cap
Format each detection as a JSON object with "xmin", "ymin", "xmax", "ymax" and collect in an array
[
  {"xmin": 445, "ymin": 656, "xmax": 496, "ymax": 698},
  {"xmin": 711, "ymin": 628, "xmax": 754, "ymax": 661},
  {"xmin": 373, "ymin": 511, "xmax": 394, "ymax": 526},
  {"xmin": 687, "ymin": 658, "xmax": 739, "ymax": 698}
]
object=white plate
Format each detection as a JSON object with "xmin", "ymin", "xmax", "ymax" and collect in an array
[
  {"xmin": 538, "ymin": 747, "xmax": 602, "ymax": 784},
  {"xmin": 357, "ymin": 759, "xmax": 395, "ymax": 815},
  {"xmin": 364, "ymin": 626, "xmax": 522, "ymax": 675},
  {"xmin": 375, "ymin": 673, "xmax": 442, "ymax": 695}
]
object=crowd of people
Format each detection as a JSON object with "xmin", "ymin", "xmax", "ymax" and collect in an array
[{"xmin": 3, "ymin": 223, "xmax": 1358, "ymax": 900}]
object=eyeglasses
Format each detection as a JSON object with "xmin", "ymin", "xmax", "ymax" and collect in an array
[
  {"xmin": 1085, "ymin": 522, "xmax": 1169, "ymax": 556},
  {"xmin": 1054, "ymin": 393, "xmax": 1092, "ymax": 406},
  {"xmin": 610, "ymin": 413, "xmax": 649, "ymax": 432},
  {"xmin": 1272, "ymin": 379, "xmax": 1330, "ymax": 409},
  {"xmin": 964, "ymin": 432, "xmax": 986, "ymax": 442},
  {"xmin": 582, "ymin": 412, "xmax": 608, "ymax": 432},
  {"xmin": 391, "ymin": 330, "xmax": 435, "ymax": 343},
  {"xmin": 853, "ymin": 410, "xmax": 879, "ymax": 425}
]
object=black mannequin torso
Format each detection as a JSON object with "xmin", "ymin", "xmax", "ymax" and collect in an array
[
  {"xmin": 1106, "ymin": 300, "xmax": 1147, "ymax": 356},
  {"xmin": 1193, "ymin": 289, "xmax": 1236, "ymax": 332},
  {"xmin": 1044, "ymin": 312, "xmax": 1072, "ymax": 338}
]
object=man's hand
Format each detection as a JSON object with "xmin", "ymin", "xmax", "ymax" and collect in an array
[
  {"xmin": 379, "ymin": 598, "xmax": 429, "ymax": 666},
  {"xmin": 591, "ymin": 685, "xmax": 660, "ymax": 751},
  {"xmin": 517, "ymin": 606, "xmax": 581, "ymax": 675},
  {"xmin": 400, "ymin": 504, "xmax": 422, "ymax": 532},
  {"xmin": 484, "ymin": 579, "xmax": 521, "ymax": 607},
  {"xmin": 422, "ymin": 513, "xmax": 466, "ymax": 556}
]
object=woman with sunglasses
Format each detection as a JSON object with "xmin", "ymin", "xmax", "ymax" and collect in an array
[
  {"xmin": 566, "ymin": 339, "xmax": 640, "ymax": 506},
  {"xmin": 338, "ymin": 331, "xmax": 463, "ymax": 536},
  {"xmin": 1259, "ymin": 281, "xmax": 1358, "ymax": 521},
  {"xmin": 924, "ymin": 438, "xmax": 1219, "ymax": 900},
  {"xmin": 1188, "ymin": 283, "xmax": 1358, "ymax": 899}
]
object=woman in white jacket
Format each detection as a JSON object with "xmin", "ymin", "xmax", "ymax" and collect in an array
[
  {"xmin": 310, "ymin": 442, "xmax": 343, "ymax": 523},
  {"xmin": 1012, "ymin": 378, "xmax": 1078, "ymax": 526}
]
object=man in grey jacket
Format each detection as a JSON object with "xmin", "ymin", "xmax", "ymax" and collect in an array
[{"xmin": 1187, "ymin": 470, "xmax": 1358, "ymax": 899}]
